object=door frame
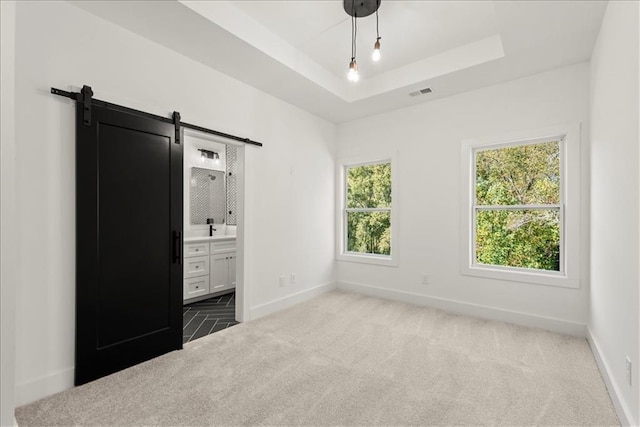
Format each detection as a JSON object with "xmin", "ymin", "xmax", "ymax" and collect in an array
[{"xmin": 183, "ymin": 129, "xmax": 248, "ymax": 323}]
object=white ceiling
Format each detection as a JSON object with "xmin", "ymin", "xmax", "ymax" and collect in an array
[
  {"xmin": 69, "ymin": 0, "xmax": 607, "ymax": 123},
  {"xmin": 232, "ymin": 1, "xmax": 500, "ymax": 79}
]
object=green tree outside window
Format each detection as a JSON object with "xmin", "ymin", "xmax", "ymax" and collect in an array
[
  {"xmin": 474, "ymin": 140, "xmax": 561, "ymax": 271},
  {"xmin": 345, "ymin": 162, "xmax": 391, "ymax": 256}
]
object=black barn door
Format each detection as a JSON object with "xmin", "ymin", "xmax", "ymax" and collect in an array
[{"xmin": 75, "ymin": 104, "xmax": 183, "ymax": 385}]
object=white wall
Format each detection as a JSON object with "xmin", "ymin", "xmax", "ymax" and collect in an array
[
  {"xmin": 13, "ymin": 0, "xmax": 336, "ymax": 406},
  {"xmin": 336, "ymin": 63, "xmax": 591, "ymax": 335},
  {"xmin": 589, "ymin": 1, "xmax": 639, "ymax": 425},
  {"xmin": 1, "ymin": 2, "xmax": 17, "ymax": 425}
]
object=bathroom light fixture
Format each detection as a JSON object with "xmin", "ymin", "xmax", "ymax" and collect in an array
[
  {"xmin": 198, "ymin": 149, "xmax": 219, "ymax": 164},
  {"xmin": 344, "ymin": 0, "xmax": 382, "ymax": 82}
]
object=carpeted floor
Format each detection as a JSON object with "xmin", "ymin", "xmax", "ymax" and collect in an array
[{"xmin": 16, "ymin": 290, "xmax": 618, "ymax": 426}]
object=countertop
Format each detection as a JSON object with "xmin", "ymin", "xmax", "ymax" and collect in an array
[{"xmin": 184, "ymin": 235, "xmax": 237, "ymax": 243}]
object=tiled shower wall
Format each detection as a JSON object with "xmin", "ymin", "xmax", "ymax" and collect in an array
[{"xmin": 226, "ymin": 145, "xmax": 238, "ymax": 225}]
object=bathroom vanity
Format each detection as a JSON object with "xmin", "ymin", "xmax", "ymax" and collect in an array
[{"xmin": 183, "ymin": 235, "xmax": 236, "ymax": 303}]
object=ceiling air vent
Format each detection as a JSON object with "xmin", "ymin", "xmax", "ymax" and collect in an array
[{"xmin": 409, "ymin": 87, "xmax": 433, "ymax": 97}]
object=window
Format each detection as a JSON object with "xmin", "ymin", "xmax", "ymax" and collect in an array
[
  {"xmin": 337, "ymin": 157, "xmax": 397, "ymax": 266},
  {"xmin": 475, "ymin": 140, "xmax": 562, "ymax": 271},
  {"xmin": 461, "ymin": 124, "xmax": 580, "ymax": 288}
]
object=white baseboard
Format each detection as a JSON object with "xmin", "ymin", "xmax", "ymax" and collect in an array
[
  {"xmin": 587, "ymin": 328, "xmax": 635, "ymax": 427},
  {"xmin": 337, "ymin": 281, "xmax": 586, "ymax": 337},
  {"xmin": 15, "ymin": 367, "xmax": 74, "ymax": 407},
  {"xmin": 249, "ymin": 281, "xmax": 336, "ymax": 320}
]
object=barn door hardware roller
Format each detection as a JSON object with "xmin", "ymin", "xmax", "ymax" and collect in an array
[
  {"xmin": 51, "ymin": 85, "xmax": 94, "ymax": 126},
  {"xmin": 172, "ymin": 111, "xmax": 181, "ymax": 145}
]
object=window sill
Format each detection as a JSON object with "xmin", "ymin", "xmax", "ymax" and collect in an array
[
  {"xmin": 461, "ymin": 264, "xmax": 579, "ymax": 289},
  {"xmin": 337, "ymin": 253, "xmax": 398, "ymax": 267}
]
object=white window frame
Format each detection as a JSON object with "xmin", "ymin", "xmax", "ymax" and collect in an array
[
  {"xmin": 336, "ymin": 154, "xmax": 398, "ymax": 267},
  {"xmin": 461, "ymin": 124, "xmax": 581, "ymax": 288}
]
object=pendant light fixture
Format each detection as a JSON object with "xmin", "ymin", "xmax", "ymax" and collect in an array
[
  {"xmin": 347, "ymin": 0, "xmax": 359, "ymax": 82},
  {"xmin": 344, "ymin": 0, "xmax": 382, "ymax": 82},
  {"xmin": 372, "ymin": 8, "xmax": 381, "ymax": 62}
]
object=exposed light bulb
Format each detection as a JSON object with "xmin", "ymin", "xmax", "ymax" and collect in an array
[
  {"xmin": 348, "ymin": 58, "xmax": 359, "ymax": 82},
  {"xmin": 372, "ymin": 38, "xmax": 381, "ymax": 62}
]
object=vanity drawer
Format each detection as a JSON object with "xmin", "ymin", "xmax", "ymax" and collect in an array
[
  {"xmin": 212, "ymin": 240, "xmax": 236, "ymax": 254},
  {"xmin": 183, "ymin": 276, "xmax": 209, "ymax": 299},
  {"xmin": 184, "ymin": 255, "xmax": 209, "ymax": 278},
  {"xmin": 184, "ymin": 242, "xmax": 209, "ymax": 258}
]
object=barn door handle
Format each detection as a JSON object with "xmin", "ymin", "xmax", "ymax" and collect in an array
[{"xmin": 173, "ymin": 231, "xmax": 182, "ymax": 264}]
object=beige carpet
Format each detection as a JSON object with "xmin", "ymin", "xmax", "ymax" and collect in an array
[{"xmin": 16, "ymin": 290, "xmax": 618, "ymax": 426}]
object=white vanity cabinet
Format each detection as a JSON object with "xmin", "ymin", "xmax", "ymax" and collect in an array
[
  {"xmin": 183, "ymin": 237, "xmax": 236, "ymax": 303},
  {"xmin": 210, "ymin": 254, "xmax": 236, "ymax": 294},
  {"xmin": 210, "ymin": 239, "xmax": 237, "ymax": 294},
  {"xmin": 183, "ymin": 242, "xmax": 210, "ymax": 300}
]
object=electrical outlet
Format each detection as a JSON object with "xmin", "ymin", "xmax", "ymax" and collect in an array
[
  {"xmin": 421, "ymin": 274, "xmax": 430, "ymax": 285},
  {"xmin": 626, "ymin": 357, "xmax": 632, "ymax": 386},
  {"xmin": 290, "ymin": 273, "xmax": 296, "ymax": 285},
  {"xmin": 279, "ymin": 275, "xmax": 287, "ymax": 288}
]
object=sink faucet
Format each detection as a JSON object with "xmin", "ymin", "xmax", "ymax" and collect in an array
[{"xmin": 206, "ymin": 218, "xmax": 216, "ymax": 236}]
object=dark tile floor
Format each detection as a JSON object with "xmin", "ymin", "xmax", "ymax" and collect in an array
[{"xmin": 183, "ymin": 291, "xmax": 239, "ymax": 344}]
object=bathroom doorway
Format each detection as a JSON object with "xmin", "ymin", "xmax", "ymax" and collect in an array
[{"xmin": 181, "ymin": 130, "xmax": 246, "ymax": 343}]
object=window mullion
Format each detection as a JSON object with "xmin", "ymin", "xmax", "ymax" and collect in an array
[
  {"xmin": 474, "ymin": 204, "xmax": 561, "ymax": 211},
  {"xmin": 346, "ymin": 207, "xmax": 391, "ymax": 213}
]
